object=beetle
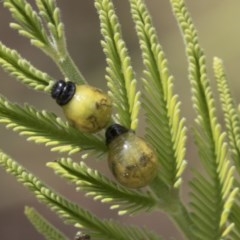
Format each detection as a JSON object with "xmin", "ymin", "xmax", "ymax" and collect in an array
[
  {"xmin": 51, "ymin": 80, "xmax": 112, "ymax": 133},
  {"xmin": 105, "ymin": 124, "xmax": 159, "ymax": 188}
]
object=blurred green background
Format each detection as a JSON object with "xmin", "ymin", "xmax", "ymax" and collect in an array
[{"xmin": 1, "ymin": 1, "xmax": 240, "ymax": 239}]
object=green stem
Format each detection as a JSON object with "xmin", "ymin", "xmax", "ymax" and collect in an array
[
  {"xmin": 150, "ymin": 178, "xmax": 196, "ymax": 240},
  {"xmin": 168, "ymin": 202, "xmax": 196, "ymax": 240},
  {"xmin": 56, "ymin": 51, "xmax": 86, "ymax": 84}
]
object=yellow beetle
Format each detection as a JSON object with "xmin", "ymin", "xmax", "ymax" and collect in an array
[
  {"xmin": 51, "ymin": 80, "xmax": 112, "ymax": 133},
  {"xmin": 105, "ymin": 124, "xmax": 159, "ymax": 188}
]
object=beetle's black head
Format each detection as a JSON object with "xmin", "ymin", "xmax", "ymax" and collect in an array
[
  {"xmin": 51, "ymin": 80, "xmax": 76, "ymax": 106},
  {"xmin": 105, "ymin": 124, "xmax": 129, "ymax": 145}
]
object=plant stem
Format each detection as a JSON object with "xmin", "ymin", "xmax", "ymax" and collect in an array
[
  {"xmin": 150, "ymin": 178, "xmax": 196, "ymax": 239},
  {"xmin": 168, "ymin": 201, "xmax": 196, "ymax": 240},
  {"xmin": 56, "ymin": 51, "xmax": 86, "ymax": 84}
]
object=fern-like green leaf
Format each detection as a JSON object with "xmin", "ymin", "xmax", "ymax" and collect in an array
[
  {"xmin": 129, "ymin": 0, "xmax": 187, "ymax": 188},
  {"xmin": 4, "ymin": 0, "xmax": 50, "ymax": 49},
  {"xmin": 214, "ymin": 57, "xmax": 240, "ymax": 173},
  {"xmin": 95, "ymin": 0, "xmax": 140, "ymax": 130},
  {"xmin": 170, "ymin": 0, "xmax": 238, "ymax": 239},
  {"xmin": 35, "ymin": 0, "xmax": 86, "ymax": 84},
  {"xmin": 0, "ymin": 151, "xmax": 161, "ymax": 240},
  {"xmin": 47, "ymin": 158, "xmax": 157, "ymax": 216},
  {"xmin": 190, "ymin": 173, "xmax": 238, "ymax": 239},
  {"xmin": 35, "ymin": 0, "xmax": 64, "ymax": 45},
  {"xmin": 4, "ymin": 0, "xmax": 86, "ymax": 84},
  {"xmin": 0, "ymin": 95, "xmax": 106, "ymax": 155},
  {"xmin": 0, "ymin": 42, "xmax": 52, "ymax": 92},
  {"xmin": 25, "ymin": 206, "xmax": 69, "ymax": 240},
  {"xmin": 228, "ymin": 200, "xmax": 240, "ymax": 240}
]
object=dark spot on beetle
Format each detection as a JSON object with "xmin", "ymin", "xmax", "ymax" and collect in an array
[
  {"xmin": 87, "ymin": 115, "xmax": 98, "ymax": 129},
  {"xmin": 126, "ymin": 165, "xmax": 136, "ymax": 172},
  {"xmin": 71, "ymin": 115, "xmax": 100, "ymax": 132},
  {"xmin": 96, "ymin": 98, "xmax": 111, "ymax": 109},
  {"xmin": 96, "ymin": 102, "xmax": 100, "ymax": 109},
  {"xmin": 139, "ymin": 153, "xmax": 151, "ymax": 167},
  {"xmin": 124, "ymin": 164, "xmax": 139, "ymax": 178}
]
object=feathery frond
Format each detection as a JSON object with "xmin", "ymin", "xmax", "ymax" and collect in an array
[
  {"xmin": 214, "ymin": 57, "xmax": 240, "ymax": 239},
  {"xmin": 228, "ymin": 200, "xmax": 240, "ymax": 239},
  {"xmin": 0, "ymin": 42, "xmax": 52, "ymax": 92},
  {"xmin": 25, "ymin": 206, "xmax": 69, "ymax": 240},
  {"xmin": 0, "ymin": 151, "xmax": 161, "ymax": 240},
  {"xmin": 190, "ymin": 173, "xmax": 238, "ymax": 239},
  {"xmin": 35, "ymin": 0, "xmax": 65, "ymax": 47},
  {"xmin": 0, "ymin": 95, "xmax": 106, "ymax": 155},
  {"xmin": 3, "ymin": 0, "xmax": 85, "ymax": 84},
  {"xmin": 1, "ymin": 0, "xmax": 240, "ymax": 239},
  {"xmin": 170, "ymin": 0, "xmax": 238, "ymax": 239},
  {"xmin": 214, "ymin": 57, "xmax": 240, "ymax": 172},
  {"xmin": 47, "ymin": 158, "xmax": 157, "ymax": 216},
  {"xmin": 129, "ymin": 0, "xmax": 187, "ymax": 188},
  {"xmin": 4, "ymin": 0, "xmax": 50, "ymax": 50},
  {"xmin": 95, "ymin": 0, "xmax": 140, "ymax": 130}
]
